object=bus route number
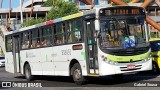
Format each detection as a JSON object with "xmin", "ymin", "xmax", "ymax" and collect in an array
[{"xmin": 62, "ymin": 49, "xmax": 71, "ymax": 55}]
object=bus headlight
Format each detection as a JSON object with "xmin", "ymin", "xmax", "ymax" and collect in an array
[
  {"xmin": 102, "ymin": 57, "xmax": 117, "ymax": 65},
  {"xmin": 143, "ymin": 56, "xmax": 151, "ymax": 62}
]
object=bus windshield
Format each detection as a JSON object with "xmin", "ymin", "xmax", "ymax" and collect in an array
[{"xmin": 99, "ymin": 18, "xmax": 149, "ymax": 49}]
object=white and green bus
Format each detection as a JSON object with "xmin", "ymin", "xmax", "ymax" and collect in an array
[{"xmin": 5, "ymin": 6, "xmax": 152, "ymax": 85}]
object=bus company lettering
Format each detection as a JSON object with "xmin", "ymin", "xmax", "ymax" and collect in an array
[
  {"xmin": 26, "ymin": 52, "xmax": 36, "ymax": 58},
  {"xmin": 12, "ymin": 82, "xmax": 42, "ymax": 87},
  {"xmin": 61, "ymin": 49, "xmax": 71, "ymax": 55}
]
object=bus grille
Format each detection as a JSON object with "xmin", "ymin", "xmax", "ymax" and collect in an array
[
  {"xmin": 106, "ymin": 47, "xmax": 149, "ymax": 56},
  {"xmin": 120, "ymin": 65, "xmax": 142, "ymax": 71},
  {"xmin": 117, "ymin": 60, "xmax": 142, "ymax": 63}
]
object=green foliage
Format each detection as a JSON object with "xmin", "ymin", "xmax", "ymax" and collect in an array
[
  {"xmin": 21, "ymin": 0, "xmax": 79, "ymax": 27},
  {"xmin": 43, "ymin": 0, "xmax": 58, "ymax": 7},
  {"xmin": 21, "ymin": 18, "xmax": 45, "ymax": 27},
  {"xmin": 122, "ymin": 0, "xmax": 132, "ymax": 3},
  {"xmin": 46, "ymin": 0, "xmax": 79, "ymax": 20},
  {"xmin": 150, "ymin": 32, "xmax": 159, "ymax": 38}
]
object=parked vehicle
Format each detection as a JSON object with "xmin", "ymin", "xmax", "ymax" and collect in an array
[
  {"xmin": 150, "ymin": 38, "xmax": 160, "ymax": 73},
  {"xmin": 0, "ymin": 56, "xmax": 5, "ymax": 67}
]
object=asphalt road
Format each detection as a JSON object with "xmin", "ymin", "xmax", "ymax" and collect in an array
[{"xmin": 0, "ymin": 67, "xmax": 160, "ymax": 90}]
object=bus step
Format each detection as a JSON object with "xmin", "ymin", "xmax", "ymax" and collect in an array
[
  {"xmin": 88, "ymin": 74, "xmax": 99, "ymax": 76},
  {"xmin": 90, "ymin": 69, "xmax": 99, "ymax": 74}
]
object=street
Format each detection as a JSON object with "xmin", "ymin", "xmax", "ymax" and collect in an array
[{"xmin": 0, "ymin": 67, "xmax": 160, "ymax": 90}]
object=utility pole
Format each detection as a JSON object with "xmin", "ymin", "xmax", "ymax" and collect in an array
[
  {"xmin": 0, "ymin": 0, "xmax": 3, "ymax": 8},
  {"xmin": 9, "ymin": 0, "xmax": 11, "ymax": 23},
  {"xmin": 20, "ymin": 0, "xmax": 23, "ymax": 23}
]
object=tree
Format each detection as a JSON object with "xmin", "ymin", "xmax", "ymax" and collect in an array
[
  {"xmin": 46, "ymin": 0, "xmax": 79, "ymax": 20},
  {"xmin": 21, "ymin": 0, "xmax": 79, "ymax": 27},
  {"xmin": 21, "ymin": 18, "xmax": 45, "ymax": 27},
  {"xmin": 43, "ymin": 0, "xmax": 57, "ymax": 7},
  {"xmin": 122, "ymin": 0, "xmax": 132, "ymax": 3}
]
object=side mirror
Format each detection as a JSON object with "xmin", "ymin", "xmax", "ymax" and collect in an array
[{"xmin": 95, "ymin": 20, "xmax": 100, "ymax": 31}]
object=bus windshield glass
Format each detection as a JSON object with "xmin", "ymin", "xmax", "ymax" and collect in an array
[{"xmin": 99, "ymin": 18, "xmax": 149, "ymax": 49}]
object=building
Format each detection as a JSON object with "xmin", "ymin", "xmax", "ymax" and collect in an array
[
  {"xmin": 0, "ymin": 0, "xmax": 51, "ymax": 30},
  {"xmin": 0, "ymin": 0, "xmax": 160, "ymax": 33},
  {"xmin": 146, "ymin": 1, "xmax": 160, "ymax": 38}
]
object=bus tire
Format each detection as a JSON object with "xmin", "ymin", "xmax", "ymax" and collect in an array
[
  {"xmin": 152, "ymin": 62, "xmax": 159, "ymax": 74},
  {"xmin": 71, "ymin": 63, "xmax": 85, "ymax": 85},
  {"xmin": 24, "ymin": 64, "xmax": 34, "ymax": 81}
]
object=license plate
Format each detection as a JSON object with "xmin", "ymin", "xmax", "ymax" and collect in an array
[{"xmin": 127, "ymin": 64, "xmax": 136, "ymax": 69}]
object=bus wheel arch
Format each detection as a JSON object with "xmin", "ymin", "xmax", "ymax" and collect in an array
[
  {"xmin": 23, "ymin": 61, "xmax": 29, "ymax": 74},
  {"xmin": 69, "ymin": 59, "xmax": 79, "ymax": 76},
  {"xmin": 69, "ymin": 59, "xmax": 86, "ymax": 85}
]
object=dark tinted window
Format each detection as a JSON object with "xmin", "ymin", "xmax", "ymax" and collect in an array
[
  {"xmin": 0, "ymin": 57, "xmax": 5, "ymax": 59},
  {"xmin": 150, "ymin": 41, "xmax": 160, "ymax": 52},
  {"xmin": 6, "ymin": 36, "xmax": 13, "ymax": 52}
]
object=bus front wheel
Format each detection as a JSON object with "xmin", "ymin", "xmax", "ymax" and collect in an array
[
  {"xmin": 24, "ymin": 64, "xmax": 34, "ymax": 81},
  {"xmin": 71, "ymin": 63, "xmax": 86, "ymax": 85}
]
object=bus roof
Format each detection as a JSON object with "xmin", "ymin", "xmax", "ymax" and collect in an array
[
  {"xmin": 4, "ymin": 9, "xmax": 96, "ymax": 36},
  {"xmin": 4, "ymin": 6, "xmax": 144, "ymax": 36}
]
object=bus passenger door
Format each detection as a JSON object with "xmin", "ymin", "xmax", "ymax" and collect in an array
[
  {"xmin": 12, "ymin": 35, "xmax": 21, "ymax": 73},
  {"xmin": 85, "ymin": 19, "xmax": 99, "ymax": 75}
]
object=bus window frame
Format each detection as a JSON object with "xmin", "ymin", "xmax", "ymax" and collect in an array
[
  {"xmin": 20, "ymin": 30, "xmax": 31, "ymax": 50},
  {"xmin": 5, "ymin": 35, "xmax": 13, "ymax": 52},
  {"xmin": 54, "ymin": 22, "xmax": 65, "ymax": 45},
  {"xmin": 7, "ymin": 17, "xmax": 85, "ymax": 51},
  {"xmin": 65, "ymin": 18, "xmax": 84, "ymax": 44},
  {"xmin": 40, "ymin": 25, "xmax": 53, "ymax": 47}
]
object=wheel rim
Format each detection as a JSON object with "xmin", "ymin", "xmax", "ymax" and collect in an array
[{"xmin": 74, "ymin": 68, "xmax": 81, "ymax": 80}]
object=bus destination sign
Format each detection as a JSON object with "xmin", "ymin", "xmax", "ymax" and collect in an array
[{"xmin": 99, "ymin": 6, "xmax": 145, "ymax": 16}]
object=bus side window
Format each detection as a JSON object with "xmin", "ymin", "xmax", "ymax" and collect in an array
[
  {"xmin": 68, "ymin": 19, "xmax": 82, "ymax": 43},
  {"xmin": 53, "ymin": 25, "xmax": 57, "ymax": 45},
  {"xmin": 6, "ymin": 36, "xmax": 13, "ymax": 51},
  {"xmin": 30, "ymin": 29, "xmax": 37, "ymax": 48},
  {"xmin": 41, "ymin": 26, "xmax": 52, "ymax": 47},
  {"xmin": 67, "ymin": 21, "xmax": 72, "ymax": 43},
  {"xmin": 54, "ymin": 23, "xmax": 64, "ymax": 45},
  {"xmin": 21, "ymin": 31, "xmax": 29, "ymax": 49}
]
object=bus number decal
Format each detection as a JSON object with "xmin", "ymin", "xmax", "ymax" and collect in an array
[{"xmin": 61, "ymin": 49, "xmax": 71, "ymax": 55}]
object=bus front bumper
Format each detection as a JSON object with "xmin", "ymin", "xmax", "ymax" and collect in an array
[
  {"xmin": 0, "ymin": 61, "xmax": 5, "ymax": 67},
  {"xmin": 99, "ymin": 58, "xmax": 152, "ymax": 76}
]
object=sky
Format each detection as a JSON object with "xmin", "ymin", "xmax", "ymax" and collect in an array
[{"xmin": 2, "ymin": 0, "xmax": 28, "ymax": 8}]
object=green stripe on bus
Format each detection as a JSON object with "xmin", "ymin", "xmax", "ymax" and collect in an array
[
  {"xmin": 107, "ymin": 50, "xmax": 150, "ymax": 62},
  {"xmin": 46, "ymin": 55, "xmax": 48, "ymax": 62},
  {"xmin": 81, "ymin": 52, "xmax": 86, "ymax": 60}
]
